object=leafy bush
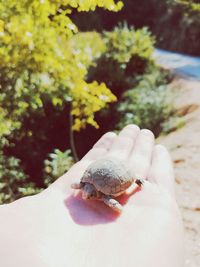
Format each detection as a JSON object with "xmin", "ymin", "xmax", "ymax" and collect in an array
[
  {"xmin": 44, "ymin": 149, "xmax": 74, "ymax": 186},
  {"xmin": 0, "ymin": 153, "xmax": 40, "ymax": 204},
  {"xmin": 73, "ymin": 26, "xmax": 173, "ymax": 149},
  {"xmin": 85, "ymin": 25, "xmax": 173, "ymax": 137},
  {"xmin": 117, "ymin": 70, "xmax": 173, "ymax": 136},
  {"xmin": 88, "ymin": 24, "xmax": 155, "ymax": 96},
  {"xmin": 103, "ymin": 24, "xmax": 154, "ymax": 63}
]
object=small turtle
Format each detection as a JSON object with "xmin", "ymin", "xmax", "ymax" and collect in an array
[{"xmin": 71, "ymin": 157, "xmax": 143, "ymax": 212}]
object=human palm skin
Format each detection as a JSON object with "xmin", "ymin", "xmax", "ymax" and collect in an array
[{"xmin": 0, "ymin": 125, "xmax": 184, "ymax": 267}]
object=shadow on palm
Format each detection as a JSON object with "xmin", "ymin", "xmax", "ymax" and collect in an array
[{"xmin": 65, "ymin": 186, "xmax": 141, "ymax": 225}]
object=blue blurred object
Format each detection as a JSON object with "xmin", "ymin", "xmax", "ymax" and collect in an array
[{"xmin": 154, "ymin": 48, "xmax": 200, "ymax": 80}]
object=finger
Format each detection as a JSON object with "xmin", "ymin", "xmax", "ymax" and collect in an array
[
  {"xmin": 107, "ymin": 124, "xmax": 140, "ymax": 159},
  {"xmin": 81, "ymin": 131, "xmax": 117, "ymax": 162},
  {"xmin": 129, "ymin": 129, "xmax": 155, "ymax": 179},
  {"xmin": 148, "ymin": 145, "xmax": 175, "ymax": 196}
]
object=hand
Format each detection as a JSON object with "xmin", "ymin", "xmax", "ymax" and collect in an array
[{"xmin": 0, "ymin": 125, "xmax": 184, "ymax": 267}]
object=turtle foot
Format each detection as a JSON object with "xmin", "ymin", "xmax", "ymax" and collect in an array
[
  {"xmin": 102, "ymin": 195, "xmax": 122, "ymax": 213},
  {"xmin": 135, "ymin": 179, "xmax": 144, "ymax": 187}
]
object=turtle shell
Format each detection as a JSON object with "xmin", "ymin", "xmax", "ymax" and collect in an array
[{"xmin": 81, "ymin": 157, "xmax": 134, "ymax": 195}]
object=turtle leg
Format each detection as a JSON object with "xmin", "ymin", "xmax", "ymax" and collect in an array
[
  {"xmin": 71, "ymin": 182, "xmax": 84, "ymax": 189},
  {"xmin": 101, "ymin": 195, "xmax": 122, "ymax": 213},
  {"xmin": 134, "ymin": 179, "xmax": 144, "ymax": 187}
]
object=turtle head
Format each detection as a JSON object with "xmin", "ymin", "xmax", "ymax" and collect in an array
[{"xmin": 82, "ymin": 183, "xmax": 100, "ymax": 200}]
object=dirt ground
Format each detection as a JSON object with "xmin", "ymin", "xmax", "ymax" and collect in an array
[{"xmin": 157, "ymin": 76, "xmax": 200, "ymax": 267}]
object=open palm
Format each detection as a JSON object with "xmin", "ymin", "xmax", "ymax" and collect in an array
[{"xmin": 0, "ymin": 125, "xmax": 184, "ymax": 267}]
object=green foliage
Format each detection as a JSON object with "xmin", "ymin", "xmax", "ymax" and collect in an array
[
  {"xmin": 83, "ymin": 25, "xmax": 173, "ymax": 137},
  {"xmin": 44, "ymin": 149, "xmax": 74, "ymax": 186},
  {"xmin": 117, "ymin": 70, "xmax": 173, "ymax": 136},
  {"xmin": 103, "ymin": 24, "xmax": 155, "ymax": 63},
  {"xmin": 88, "ymin": 24, "xmax": 155, "ymax": 95},
  {"xmin": 0, "ymin": 153, "xmax": 40, "ymax": 204}
]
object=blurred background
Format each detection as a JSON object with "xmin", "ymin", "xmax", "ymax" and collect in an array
[{"xmin": 0, "ymin": 1, "xmax": 200, "ymax": 266}]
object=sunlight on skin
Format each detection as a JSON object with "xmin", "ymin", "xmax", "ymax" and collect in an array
[{"xmin": 0, "ymin": 125, "xmax": 184, "ymax": 267}]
